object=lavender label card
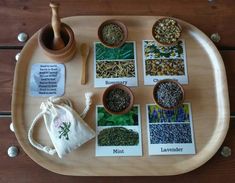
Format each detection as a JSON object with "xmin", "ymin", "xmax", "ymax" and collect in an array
[
  {"xmin": 146, "ymin": 103, "xmax": 196, "ymax": 155},
  {"xmin": 94, "ymin": 41, "xmax": 138, "ymax": 87},
  {"xmin": 29, "ymin": 63, "xmax": 65, "ymax": 96},
  {"xmin": 95, "ymin": 105, "xmax": 142, "ymax": 157},
  {"xmin": 142, "ymin": 40, "xmax": 188, "ymax": 85}
]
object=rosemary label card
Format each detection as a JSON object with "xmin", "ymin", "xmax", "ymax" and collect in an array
[
  {"xmin": 94, "ymin": 42, "xmax": 138, "ymax": 87},
  {"xmin": 29, "ymin": 63, "xmax": 65, "ymax": 96},
  {"xmin": 146, "ymin": 103, "xmax": 196, "ymax": 155},
  {"xmin": 95, "ymin": 105, "xmax": 142, "ymax": 157},
  {"xmin": 142, "ymin": 40, "xmax": 188, "ymax": 85}
]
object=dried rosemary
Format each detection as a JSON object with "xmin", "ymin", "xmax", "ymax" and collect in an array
[
  {"xmin": 102, "ymin": 23, "xmax": 124, "ymax": 45},
  {"xmin": 96, "ymin": 60, "xmax": 135, "ymax": 78}
]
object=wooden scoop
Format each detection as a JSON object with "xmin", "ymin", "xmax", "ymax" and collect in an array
[
  {"xmin": 80, "ymin": 43, "xmax": 90, "ymax": 85},
  {"xmin": 49, "ymin": 2, "xmax": 65, "ymax": 50}
]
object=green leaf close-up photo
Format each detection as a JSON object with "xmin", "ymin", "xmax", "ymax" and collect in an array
[
  {"xmin": 97, "ymin": 106, "xmax": 139, "ymax": 126},
  {"xmin": 96, "ymin": 42, "xmax": 135, "ymax": 60}
]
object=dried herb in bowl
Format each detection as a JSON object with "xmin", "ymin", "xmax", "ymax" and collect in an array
[
  {"xmin": 153, "ymin": 80, "xmax": 184, "ymax": 109},
  {"xmin": 98, "ymin": 20, "xmax": 127, "ymax": 48},
  {"xmin": 103, "ymin": 84, "xmax": 134, "ymax": 115},
  {"xmin": 153, "ymin": 18, "xmax": 182, "ymax": 45},
  {"xmin": 106, "ymin": 88, "xmax": 130, "ymax": 112},
  {"xmin": 102, "ymin": 23, "xmax": 124, "ymax": 46}
]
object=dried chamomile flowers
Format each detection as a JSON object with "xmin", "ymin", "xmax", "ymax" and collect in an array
[{"xmin": 153, "ymin": 18, "xmax": 182, "ymax": 45}]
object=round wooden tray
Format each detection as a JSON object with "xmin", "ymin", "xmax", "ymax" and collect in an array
[{"xmin": 12, "ymin": 16, "xmax": 230, "ymax": 176}]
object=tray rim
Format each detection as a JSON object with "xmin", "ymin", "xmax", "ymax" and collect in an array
[{"xmin": 12, "ymin": 15, "xmax": 230, "ymax": 176}]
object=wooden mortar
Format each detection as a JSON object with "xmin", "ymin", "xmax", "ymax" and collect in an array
[{"xmin": 38, "ymin": 23, "xmax": 76, "ymax": 63}]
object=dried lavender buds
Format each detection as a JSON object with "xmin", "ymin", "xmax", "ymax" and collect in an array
[
  {"xmin": 154, "ymin": 81, "xmax": 183, "ymax": 109},
  {"xmin": 106, "ymin": 88, "xmax": 131, "ymax": 112},
  {"xmin": 153, "ymin": 18, "xmax": 181, "ymax": 44},
  {"xmin": 150, "ymin": 124, "xmax": 192, "ymax": 144},
  {"xmin": 102, "ymin": 23, "xmax": 124, "ymax": 46}
]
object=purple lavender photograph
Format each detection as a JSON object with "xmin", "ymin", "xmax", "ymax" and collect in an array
[{"xmin": 148, "ymin": 104, "xmax": 190, "ymax": 123}]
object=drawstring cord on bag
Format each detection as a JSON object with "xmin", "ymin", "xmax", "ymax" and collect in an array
[
  {"xmin": 28, "ymin": 109, "xmax": 57, "ymax": 155},
  {"xmin": 28, "ymin": 93, "xmax": 93, "ymax": 156},
  {"xmin": 80, "ymin": 92, "xmax": 93, "ymax": 119}
]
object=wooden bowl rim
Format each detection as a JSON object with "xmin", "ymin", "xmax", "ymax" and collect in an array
[
  {"xmin": 102, "ymin": 84, "xmax": 134, "ymax": 115},
  {"xmin": 153, "ymin": 79, "xmax": 185, "ymax": 110},
  {"xmin": 152, "ymin": 17, "xmax": 182, "ymax": 46},
  {"xmin": 38, "ymin": 23, "xmax": 75, "ymax": 55},
  {"xmin": 98, "ymin": 19, "xmax": 128, "ymax": 48}
]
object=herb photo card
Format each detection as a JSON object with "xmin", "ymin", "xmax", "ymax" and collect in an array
[
  {"xmin": 96, "ymin": 105, "xmax": 142, "ymax": 157},
  {"xmin": 142, "ymin": 40, "xmax": 188, "ymax": 85},
  {"xmin": 94, "ymin": 41, "xmax": 138, "ymax": 87},
  {"xmin": 146, "ymin": 103, "xmax": 196, "ymax": 155}
]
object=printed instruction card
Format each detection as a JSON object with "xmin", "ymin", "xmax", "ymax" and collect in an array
[
  {"xmin": 146, "ymin": 103, "xmax": 195, "ymax": 155},
  {"xmin": 142, "ymin": 40, "xmax": 188, "ymax": 85},
  {"xmin": 96, "ymin": 105, "xmax": 142, "ymax": 157},
  {"xmin": 29, "ymin": 63, "xmax": 65, "ymax": 96},
  {"xmin": 94, "ymin": 41, "xmax": 138, "ymax": 87}
]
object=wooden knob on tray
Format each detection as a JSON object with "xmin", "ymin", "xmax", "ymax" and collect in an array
[{"xmin": 49, "ymin": 2, "xmax": 65, "ymax": 50}]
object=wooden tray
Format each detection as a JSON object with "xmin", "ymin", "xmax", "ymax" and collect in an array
[{"xmin": 12, "ymin": 16, "xmax": 230, "ymax": 176}]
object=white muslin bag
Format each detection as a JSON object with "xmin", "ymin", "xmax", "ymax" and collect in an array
[{"xmin": 28, "ymin": 93, "xmax": 95, "ymax": 158}]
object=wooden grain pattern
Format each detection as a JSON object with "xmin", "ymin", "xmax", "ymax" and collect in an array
[
  {"xmin": 0, "ymin": 50, "xmax": 18, "ymax": 112},
  {"xmin": 1, "ymin": 0, "xmax": 235, "ymax": 48},
  {"xmin": 12, "ymin": 16, "xmax": 230, "ymax": 176},
  {"xmin": 0, "ymin": 0, "xmax": 234, "ymax": 181},
  {"xmin": 222, "ymin": 51, "xmax": 235, "ymax": 113},
  {"xmin": 1, "ymin": 117, "xmax": 235, "ymax": 182}
]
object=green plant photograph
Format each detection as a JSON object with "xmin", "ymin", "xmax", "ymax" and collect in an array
[
  {"xmin": 97, "ymin": 106, "xmax": 139, "ymax": 126},
  {"xmin": 96, "ymin": 42, "xmax": 135, "ymax": 60}
]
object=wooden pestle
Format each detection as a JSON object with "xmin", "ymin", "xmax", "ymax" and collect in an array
[{"xmin": 49, "ymin": 2, "xmax": 65, "ymax": 50}]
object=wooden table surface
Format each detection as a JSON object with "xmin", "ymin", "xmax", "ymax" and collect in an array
[{"xmin": 1, "ymin": 0, "xmax": 235, "ymax": 182}]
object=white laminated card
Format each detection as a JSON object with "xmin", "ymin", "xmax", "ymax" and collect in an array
[
  {"xmin": 142, "ymin": 40, "xmax": 188, "ymax": 85},
  {"xmin": 94, "ymin": 41, "xmax": 138, "ymax": 88},
  {"xmin": 95, "ymin": 105, "xmax": 142, "ymax": 157},
  {"xmin": 146, "ymin": 103, "xmax": 196, "ymax": 155},
  {"xmin": 29, "ymin": 63, "xmax": 65, "ymax": 96}
]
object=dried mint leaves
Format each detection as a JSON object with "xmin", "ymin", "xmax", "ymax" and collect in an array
[{"xmin": 98, "ymin": 127, "xmax": 139, "ymax": 146}]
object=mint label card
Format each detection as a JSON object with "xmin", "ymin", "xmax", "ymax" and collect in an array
[
  {"xmin": 142, "ymin": 40, "xmax": 188, "ymax": 85},
  {"xmin": 94, "ymin": 42, "xmax": 138, "ymax": 87},
  {"xmin": 29, "ymin": 63, "xmax": 65, "ymax": 96},
  {"xmin": 95, "ymin": 105, "xmax": 142, "ymax": 157},
  {"xmin": 146, "ymin": 103, "xmax": 196, "ymax": 155}
]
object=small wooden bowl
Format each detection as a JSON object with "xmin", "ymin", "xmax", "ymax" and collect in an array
[
  {"xmin": 102, "ymin": 84, "xmax": 134, "ymax": 115},
  {"xmin": 153, "ymin": 79, "xmax": 184, "ymax": 110},
  {"xmin": 38, "ymin": 23, "xmax": 76, "ymax": 63},
  {"xmin": 152, "ymin": 17, "xmax": 182, "ymax": 47},
  {"xmin": 98, "ymin": 19, "xmax": 128, "ymax": 48}
]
